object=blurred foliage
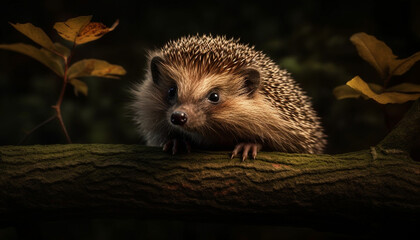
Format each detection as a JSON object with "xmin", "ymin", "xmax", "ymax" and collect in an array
[{"xmin": 334, "ymin": 32, "xmax": 420, "ymax": 104}]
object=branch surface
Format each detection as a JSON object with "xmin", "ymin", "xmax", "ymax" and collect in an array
[{"xmin": 0, "ymin": 144, "xmax": 418, "ymax": 231}]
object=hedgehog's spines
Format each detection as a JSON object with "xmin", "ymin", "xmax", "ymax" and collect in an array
[{"xmin": 136, "ymin": 35, "xmax": 327, "ymax": 154}]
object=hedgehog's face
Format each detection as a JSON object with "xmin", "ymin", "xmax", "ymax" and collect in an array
[{"xmin": 150, "ymin": 56, "xmax": 261, "ymax": 142}]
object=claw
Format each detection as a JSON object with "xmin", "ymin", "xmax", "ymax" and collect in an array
[
  {"xmin": 231, "ymin": 143, "xmax": 244, "ymax": 159},
  {"xmin": 163, "ymin": 140, "xmax": 172, "ymax": 152},
  {"xmin": 172, "ymin": 139, "xmax": 178, "ymax": 155},
  {"xmin": 185, "ymin": 141, "xmax": 192, "ymax": 153},
  {"xmin": 251, "ymin": 144, "xmax": 258, "ymax": 160},
  {"xmin": 162, "ymin": 138, "xmax": 191, "ymax": 155},
  {"xmin": 242, "ymin": 144, "xmax": 251, "ymax": 162},
  {"xmin": 231, "ymin": 143, "xmax": 262, "ymax": 161}
]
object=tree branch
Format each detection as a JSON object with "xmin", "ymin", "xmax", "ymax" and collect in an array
[
  {"xmin": 378, "ymin": 100, "xmax": 420, "ymax": 152},
  {"xmin": 0, "ymin": 143, "xmax": 418, "ymax": 230}
]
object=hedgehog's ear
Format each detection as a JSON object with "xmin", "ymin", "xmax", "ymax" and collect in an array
[
  {"xmin": 241, "ymin": 68, "xmax": 260, "ymax": 95},
  {"xmin": 150, "ymin": 56, "xmax": 165, "ymax": 84}
]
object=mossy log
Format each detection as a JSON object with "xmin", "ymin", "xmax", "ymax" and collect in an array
[{"xmin": 0, "ymin": 101, "xmax": 419, "ymax": 231}]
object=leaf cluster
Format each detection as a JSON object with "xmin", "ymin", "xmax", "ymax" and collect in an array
[
  {"xmin": 333, "ymin": 32, "xmax": 420, "ymax": 104},
  {"xmin": 0, "ymin": 16, "xmax": 126, "ymax": 144},
  {"xmin": 0, "ymin": 16, "xmax": 126, "ymax": 96}
]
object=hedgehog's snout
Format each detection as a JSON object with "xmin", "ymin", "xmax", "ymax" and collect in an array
[
  {"xmin": 171, "ymin": 111, "xmax": 188, "ymax": 126},
  {"xmin": 169, "ymin": 104, "xmax": 206, "ymax": 130}
]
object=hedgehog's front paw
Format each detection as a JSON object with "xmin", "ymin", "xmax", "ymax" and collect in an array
[
  {"xmin": 231, "ymin": 143, "xmax": 262, "ymax": 162},
  {"xmin": 163, "ymin": 138, "xmax": 191, "ymax": 155}
]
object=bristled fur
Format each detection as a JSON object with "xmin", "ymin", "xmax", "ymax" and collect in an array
[{"xmin": 130, "ymin": 35, "xmax": 327, "ymax": 154}]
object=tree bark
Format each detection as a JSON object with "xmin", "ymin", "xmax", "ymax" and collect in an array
[{"xmin": 0, "ymin": 101, "xmax": 419, "ymax": 231}]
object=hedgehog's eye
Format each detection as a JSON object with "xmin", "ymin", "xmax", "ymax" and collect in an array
[
  {"xmin": 168, "ymin": 86, "xmax": 177, "ymax": 100},
  {"xmin": 208, "ymin": 92, "xmax": 219, "ymax": 103}
]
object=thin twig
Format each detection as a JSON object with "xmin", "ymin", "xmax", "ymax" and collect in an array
[
  {"xmin": 51, "ymin": 105, "xmax": 71, "ymax": 143},
  {"xmin": 50, "ymin": 41, "xmax": 77, "ymax": 144},
  {"xmin": 52, "ymin": 56, "xmax": 71, "ymax": 143},
  {"xmin": 18, "ymin": 114, "xmax": 57, "ymax": 145},
  {"xmin": 383, "ymin": 75, "xmax": 392, "ymax": 89}
]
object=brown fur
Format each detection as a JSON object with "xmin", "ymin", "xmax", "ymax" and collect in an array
[{"xmin": 130, "ymin": 35, "xmax": 327, "ymax": 154}]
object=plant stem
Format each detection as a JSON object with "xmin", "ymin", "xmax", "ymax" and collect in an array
[
  {"xmin": 51, "ymin": 104, "xmax": 71, "ymax": 143},
  {"xmin": 18, "ymin": 114, "xmax": 57, "ymax": 145},
  {"xmin": 51, "ymin": 53, "xmax": 72, "ymax": 143},
  {"xmin": 383, "ymin": 75, "xmax": 392, "ymax": 88},
  {"xmin": 381, "ymin": 74, "xmax": 392, "ymax": 131}
]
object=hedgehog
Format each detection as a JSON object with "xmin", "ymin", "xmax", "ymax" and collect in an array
[{"xmin": 130, "ymin": 35, "xmax": 327, "ymax": 160}]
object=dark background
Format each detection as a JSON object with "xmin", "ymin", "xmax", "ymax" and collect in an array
[{"xmin": 0, "ymin": 0, "xmax": 419, "ymax": 239}]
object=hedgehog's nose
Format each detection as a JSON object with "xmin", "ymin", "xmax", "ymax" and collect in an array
[{"xmin": 171, "ymin": 111, "xmax": 188, "ymax": 125}]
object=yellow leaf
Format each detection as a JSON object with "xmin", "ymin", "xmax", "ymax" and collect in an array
[
  {"xmin": 53, "ymin": 42, "xmax": 71, "ymax": 57},
  {"xmin": 333, "ymin": 83, "xmax": 384, "ymax": 100},
  {"xmin": 67, "ymin": 59, "xmax": 126, "ymax": 79},
  {"xmin": 0, "ymin": 43, "xmax": 64, "ymax": 76},
  {"xmin": 333, "ymin": 85, "xmax": 362, "ymax": 100},
  {"xmin": 386, "ymin": 83, "xmax": 420, "ymax": 93},
  {"xmin": 367, "ymin": 83, "xmax": 384, "ymax": 94},
  {"xmin": 40, "ymin": 48, "xmax": 65, "ymax": 73},
  {"xmin": 75, "ymin": 19, "xmax": 119, "ymax": 45},
  {"xmin": 9, "ymin": 22, "xmax": 56, "ymax": 52},
  {"xmin": 390, "ymin": 52, "xmax": 420, "ymax": 76},
  {"xmin": 70, "ymin": 79, "xmax": 88, "ymax": 96},
  {"xmin": 346, "ymin": 76, "xmax": 420, "ymax": 104},
  {"xmin": 53, "ymin": 16, "xmax": 93, "ymax": 43},
  {"xmin": 350, "ymin": 32, "xmax": 395, "ymax": 79}
]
